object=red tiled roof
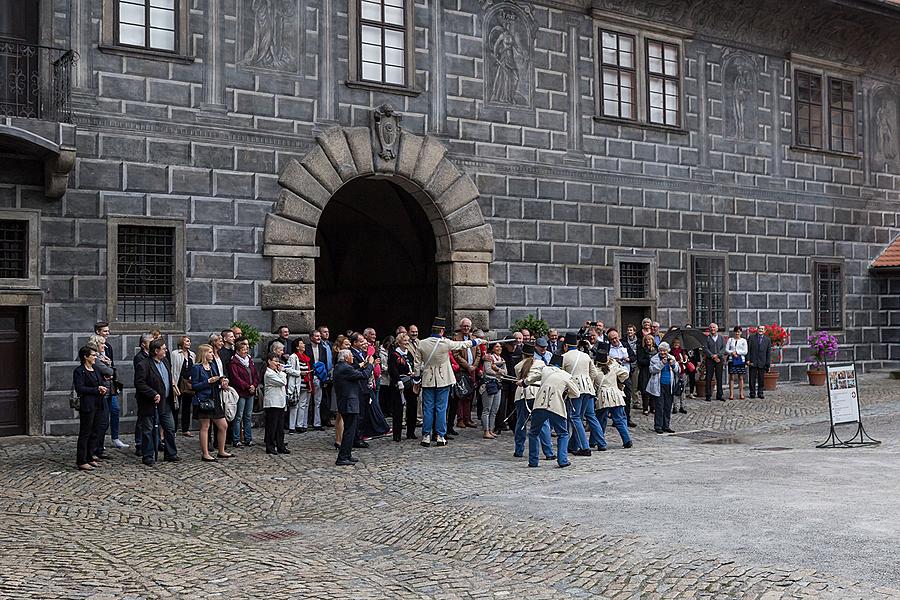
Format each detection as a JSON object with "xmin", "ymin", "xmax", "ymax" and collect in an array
[{"xmin": 871, "ymin": 234, "xmax": 900, "ymax": 269}]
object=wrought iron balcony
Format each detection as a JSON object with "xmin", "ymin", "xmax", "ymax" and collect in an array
[{"xmin": 0, "ymin": 40, "xmax": 75, "ymax": 123}]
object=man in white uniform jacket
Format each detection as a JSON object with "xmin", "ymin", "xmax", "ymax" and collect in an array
[
  {"xmin": 529, "ymin": 363, "xmax": 579, "ymax": 468},
  {"xmin": 512, "ymin": 344, "xmax": 554, "ymax": 460},
  {"xmin": 416, "ymin": 317, "xmax": 483, "ymax": 447},
  {"xmin": 562, "ymin": 334, "xmax": 606, "ymax": 455}
]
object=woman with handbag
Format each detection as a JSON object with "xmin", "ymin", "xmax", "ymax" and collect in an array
[
  {"xmin": 670, "ymin": 338, "xmax": 689, "ymax": 414},
  {"xmin": 73, "ymin": 345, "xmax": 108, "ymax": 471},
  {"xmin": 726, "ymin": 326, "xmax": 748, "ymax": 400},
  {"xmin": 481, "ymin": 343, "xmax": 505, "ymax": 440},
  {"xmin": 191, "ymin": 344, "xmax": 232, "ymax": 462},
  {"xmin": 286, "ymin": 338, "xmax": 313, "ymax": 433},
  {"xmin": 263, "ymin": 352, "xmax": 290, "ymax": 455},
  {"xmin": 387, "ymin": 333, "xmax": 418, "ymax": 442},
  {"xmin": 172, "ymin": 336, "xmax": 196, "ymax": 437},
  {"xmin": 636, "ymin": 335, "xmax": 657, "ymax": 415}
]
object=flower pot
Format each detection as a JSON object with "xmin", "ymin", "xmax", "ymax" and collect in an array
[
  {"xmin": 696, "ymin": 379, "xmax": 706, "ymax": 397},
  {"xmin": 763, "ymin": 371, "xmax": 779, "ymax": 391},
  {"xmin": 807, "ymin": 369, "xmax": 826, "ymax": 386}
]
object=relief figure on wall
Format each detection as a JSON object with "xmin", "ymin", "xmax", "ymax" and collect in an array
[
  {"xmin": 483, "ymin": 2, "xmax": 535, "ymax": 108},
  {"xmin": 723, "ymin": 52, "xmax": 757, "ymax": 140},
  {"xmin": 873, "ymin": 89, "xmax": 899, "ymax": 167},
  {"xmin": 243, "ymin": 0, "xmax": 296, "ymax": 69}
]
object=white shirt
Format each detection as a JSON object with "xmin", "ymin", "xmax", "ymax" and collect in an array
[{"xmin": 609, "ymin": 343, "xmax": 630, "ymax": 373}]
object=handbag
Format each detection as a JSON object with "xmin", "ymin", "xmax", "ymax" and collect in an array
[
  {"xmin": 673, "ymin": 377, "xmax": 685, "ymax": 397},
  {"xmin": 69, "ymin": 386, "xmax": 81, "ymax": 411},
  {"xmin": 221, "ymin": 387, "xmax": 239, "ymax": 421},
  {"xmin": 198, "ymin": 394, "xmax": 214, "ymax": 412},
  {"xmin": 179, "ymin": 376, "xmax": 194, "ymax": 396},
  {"xmin": 686, "ymin": 361, "xmax": 696, "ymax": 374},
  {"xmin": 484, "ymin": 377, "xmax": 501, "ymax": 395},
  {"xmin": 287, "ymin": 387, "xmax": 300, "ymax": 408},
  {"xmin": 731, "ymin": 355, "xmax": 745, "ymax": 367},
  {"xmin": 452, "ymin": 373, "xmax": 474, "ymax": 399}
]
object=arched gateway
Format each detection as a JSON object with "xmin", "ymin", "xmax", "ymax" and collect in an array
[{"xmin": 260, "ymin": 105, "xmax": 496, "ymax": 335}]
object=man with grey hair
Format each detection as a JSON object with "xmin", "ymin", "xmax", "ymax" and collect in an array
[
  {"xmin": 333, "ymin": 347, "xmax": 374, "ymax": 465},
  {"xmin": 132, "ymin": 332, "xmax": 154, "ymax": 454}
]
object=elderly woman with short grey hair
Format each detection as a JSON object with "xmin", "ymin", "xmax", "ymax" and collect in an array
[{"xmin": 647, "ymin": 341, "xmax": 680, "ymax": 434}]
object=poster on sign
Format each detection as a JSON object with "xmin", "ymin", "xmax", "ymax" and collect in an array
[{"xmin": 826, "ymin": 364, "xmax": 860, "ymax": 425}]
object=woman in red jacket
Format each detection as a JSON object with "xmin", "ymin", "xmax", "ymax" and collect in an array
[{"xmin": 228, "ymin": 338, "xmax": 259, "ymax": 447}]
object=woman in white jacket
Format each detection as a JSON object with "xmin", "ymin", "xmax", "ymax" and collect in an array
[
  {"xmin": 263, "ymin": 352, "xmax": 289, "ymax": 455},
  {"xmin": 725, "ymin": 326, "xmax": 748, "ymax": 400}
]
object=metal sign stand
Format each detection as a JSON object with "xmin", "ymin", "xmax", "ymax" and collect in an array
[{"xmin": 816, "ymin": 360, "xmax": 881, "ymax": 449}]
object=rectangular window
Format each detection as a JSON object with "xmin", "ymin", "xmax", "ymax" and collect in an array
[
  {"xmin": 646, "ymin": 39, "xmax": 680, "ymax": 126},
  {"xmin": 0, "ymin": 220, "xmax": 27, "ymax": 279},
  {"xmin": 117, "ymin": 225, "xmax": 176, "ymax": 323},
  {"xmin": 828, "ymin": 77, "xmax": 855, "ymax": 153},
  {"xmin": 815, "ymin": 263, "xmax": 843, "ymax": 330},
  {"xmin": 620, "ymin": 261, "xmax": 649, "ymax": 299},
  {"xmin": 600, "ymin": 30, "xmax": 636, "ymax": 120},
  {"xmin": 359, "ymin": 0, "xmax": 406, "ymax": 86},
  {"xmin": 116, "ymin": 0, "xmax": 177, "ymax": 52},
  {"xmin": 691, "ymin": 256, "xmax": 726, "ymax": 328},
  {"xmin": 795, "ymin": 70, "xmax": 823, "ymax": 148}
]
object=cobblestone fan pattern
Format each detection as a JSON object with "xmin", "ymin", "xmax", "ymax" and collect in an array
[{"xmin": 1, "ymin": 377, "xmax": 898, "ymax": 599}]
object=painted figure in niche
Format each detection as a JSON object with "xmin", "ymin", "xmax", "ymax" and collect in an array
[
  {"xmin": 723, "ymin": 54, "xmax": 757, "ymax": 140},
  {"xmin": 488, "ymin": 12, "xmax": 525, "ymax": 105},
  {"xmin": 243, "ymin": 0, "xmax": 295, "ymax": 69},
  {"xmin": 731, "ymin": 67, "xmax": 751, "ymax": 139},
  {"xmin": 875, "ymin": 98, "xmax": 898, "ymax": 164}
]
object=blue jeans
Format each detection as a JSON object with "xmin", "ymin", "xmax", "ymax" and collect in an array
[
  {"xmin": 108, "ymin": 395, "xmax": 121, "ymax": 440},
  {"xmin": 514, "ymin": 399, "xmax": 552, "ymax": 457},
  {"xmin": 231, "ymin": 396, "xmax": 254, "ymax": 444},
  {"xmin": 568, "ymin": 394, "xmax": 590, "ymax": 451},
  {"xmin": 584, "ymin": 396, "xmax": 606, "ymax": 449},
  {"xmin": 598, "ymin": 405, "xmax": 631, "ymax": 445},
  {"xmin": 422, "ymin": 386, "xmax": 450, "ymax": 437},
  {"xmin": 528, "ymin": 410, "xmax": 570, "ymax": 467}
]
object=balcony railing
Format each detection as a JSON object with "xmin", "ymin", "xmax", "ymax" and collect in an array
[{"xmin": 0, "ymin": 40, "xmax": 75, "ymax": 123}]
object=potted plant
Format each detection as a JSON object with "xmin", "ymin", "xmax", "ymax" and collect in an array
[
  {"xmin": 806, "ymin": 330, "xmax": 838, "ymax": 386},
  {"xmin": 511, "ymin": 315, "xmax": 549, "ymax": 339},
  {"xmin": 695, "ymin": 358, "xmax": 707, "ymax": 398},
  {"xmin": 758, "ymin": 323, "xmax": 790, "ymax": 391}
]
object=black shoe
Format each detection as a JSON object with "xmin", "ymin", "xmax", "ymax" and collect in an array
[
  {"xmin": 717, "ymin": 397, "xmax": 725, "ymax": 402},
  {"xmin": 655, "ymin": 428, "xmax": 664, "ymax": 434},
  {"xmin": 705, "ymin": 397, "xmax": 711, "ymax": 402},
  {"xmin": 244, "ymin": 440, "xmax": 255, "ymax": 447},
  {"xmin": 335, "ymin": 459, "xmax": 355, "ymax": 466},
  {"xmin": 406, "ymin": 433, "xmax": 418, "ymax": 440},
  {"xmin": 596, "ymin": 446, "xmax": 607, "ymax": 451},
  {"xmin": 134, "ymin": 448, "xmax": 142, "ymax": 457},
  {"xmin": 663, "ymin": 428, "xmax": 675, "ymax": 433},
  {"xmin": 758, "ymin": 394, "xmax": 765, "ymax": 399},
  {"xmin": 333, "ymin": 442, "xmax": 340, "ymax": 450},
  {"xmin": 574, "ymin": 449, "xmax": 592, "ymax": 457},
  {"xmin": 749, "ymin": 394, "xmax": 756, "ymax": 399},
  {"xmin": 623, "ymin": 440, "xmax": 633, "ymax": 448},
  {"xmin": 297, "ymin": 427, "xmax": 307, "ymax": 433},
  {"xmin": 627, "ymin": 421, "xmax": 636, "ymax": 428},
  {"xmin": 313, "ymin": 426, "xmax": 324, "ymax": 431},
  {"xmin": 545, "ymin": 454, "xmax": 556, "ymax": 460},
  {"xmin": 277, "ymin": 448, "xmax": 291, "ymax": 454},
  {"xmin": 513, "ymin": 452, "xmax": 523, "ymax": 458},
  {"xmin": 164, "ymin": 456, "xmax": 181, "ymax": 462},
  {"xmin": 447, "ymin": 428, "xmax": 459, "ymax": 436},
  {"xmin": 679, "ymin": 408, "xmax": 687, "ymax": 414},
  {"xmin": 266, "ymin": 449, "xmax": 277, "ymax": 455},
  {"xmin": 558, "ymin": 462, "xmax": 571, "ymax": 468},
  {"xmin": 349, "ymin": 457, "xmax": 359, "ymax": 463},
  {"xmin": 142, "ymin": 459, "xmax": 155, "ymax": 466},
  {"xmin": 353, "ymin": 441, "xmax": 370, "ymax": 449}
]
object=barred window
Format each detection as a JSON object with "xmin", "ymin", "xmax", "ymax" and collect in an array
[
  {"xmin": 691, "ymin": 256, "xmax": 726, "ymax": 328},
  {"xmin": 600, "ymin": 30, "xmax": 636, "ymax": 120},
  {"xmin": 828, "ymin": 78, "xmax": 855, "ymax": 153},
  {"xmin": 0, "ymin": 220, "xmax": 27, "ymax": 279},
  {"xmin": 815, "ymin": 263, "xmax": 843, "ymax": 330},
  {"xmin": 116, "ymin": 0, "xmax": 177, "ymax": 52},
  {"xmin": 359, "ymin": 0, "xmax": 406, "ymax": 86},
  {"xmin": 795, "ymin": 70, "xmax": 823, "ymax": 149},
  {"xmin": 646, "ymin": 39, "xmax": 679, "ymax": 126},
  {"xmin": 620, "ymin": 262, "xmax": 649, "ymax": 299},
  {"xmin": 117, "ymin": 225, "xmax": 176, "ymax": 323}
]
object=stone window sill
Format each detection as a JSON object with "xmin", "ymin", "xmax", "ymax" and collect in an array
[
  {"xmin": 345, "ymin": 79, "xmax": 421, "ymax": 97},
  {"xmin": 98, "ymin": 44, "xmax": 195, "ymax": 64},
  {"xmin": 593, "ymin": 115, "xmax": 688, "ymax": 136},
  {"xmin": 788, "ymin": 144, "xmax": 861, "ymax": 160}
]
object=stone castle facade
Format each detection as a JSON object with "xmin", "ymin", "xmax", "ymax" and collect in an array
[{"xmin": 0, "ymin": 0, "xmax": 899, "ymax": 434}]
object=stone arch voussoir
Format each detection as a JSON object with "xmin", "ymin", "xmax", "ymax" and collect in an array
[{"xmin": 262, "ymin": 114, "xmax": 495, "ymax": 333}]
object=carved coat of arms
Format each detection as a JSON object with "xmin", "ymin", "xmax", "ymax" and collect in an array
[{"xmin": 373, "ymin": 104, "xmax": 402, "ymax": 161}]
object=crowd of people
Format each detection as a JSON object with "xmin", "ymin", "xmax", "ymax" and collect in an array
[{"xmin": 70, "ymin": 316, "xmax": 773, "ymax": 470}]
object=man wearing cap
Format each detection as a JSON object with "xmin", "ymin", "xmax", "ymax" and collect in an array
[
  {"xmin": 534, "ymin": 337, "xmax": 553, "ymax": 365},
  {"xmin": 528, "ymin": 360, "xmax": 579, "ymax": 468},
  {"xmin": 416, "ymin": 318, "xmax": 484, "ymax": 447},
  {"xmin": 593, "ymin": 345, "xmax": 633, "ymax": 449},
  {"xmin": 562, "ymin": 333, "xmax": 602, "ymax": 456},
  {"xmin": 512, "ymin": 343, "xmax": 554, "ymax": 459}
]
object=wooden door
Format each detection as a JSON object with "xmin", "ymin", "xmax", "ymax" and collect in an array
[{"xmin": 0, "ymin": 307, "xmax": 26, "ymax": 436}]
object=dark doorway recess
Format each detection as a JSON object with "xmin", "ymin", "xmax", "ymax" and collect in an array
[
  {"xmin": 0, "ymin": 307, "xmax": 26, "ymax": 436},
  {"xmin": 315, "ymin": 176, "xmax": 438, "ymax": 337},
  {"xmin": 621, "ymin": 305, "xmax": 653, "ymax": 331}
]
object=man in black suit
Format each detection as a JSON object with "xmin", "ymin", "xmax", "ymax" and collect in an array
[
  {"xmin": 704, "ymin": 322, "xmax": 727, "ymax": 402},
  {"xmin": 131, "ymin": 332, "xmax": 153, "ymax": 452},
  {"xmin": 134, "ymin": 339, "xmax": 179, "ymax": 466},
  {"xmin": 333, "ymin": 348, "xmax": 374, "ymax": 466},
  {"xmin": 546, "ymin": 329, "xmax": 563, "ymax": 356},
  {"xmin": 747, "ymin": 324, "xmax": 772, "ymax": 399}
]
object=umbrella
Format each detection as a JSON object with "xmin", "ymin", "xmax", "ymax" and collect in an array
[{"xmin": 661, "ymin": 326, "xmax": 707, "ymax": 351}]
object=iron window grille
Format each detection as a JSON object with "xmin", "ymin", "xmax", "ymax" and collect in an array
[
  {"xmin": 116, "ymin": 225, "xmax": 176, "ymax": 323},
  {"xmin": 828, "ymin": 77, "xmax": 855, "ymax": 154},
  {"xmin": 600, "ymin": 30, "xmax": 636, "ymax": 120},
  {"xmin": 795, "ymin": 70, "xmax": 824, "ymax": 149},
  {"xmin": 358, "ymin": 0, "xmax": 406, "ymax": 86},
  {"xmin": 646, "ymin": 39, "xmax": 679, "ymax": 126},
  {"xmin": 815, "ymin": 263, "xmax": 843, "ymax": 330},
  {"xmin": 620, "ymin": 261, "xmax": 650, "ymax": 299},
  {"xmin": 691, "ymin": 256, "xmax": 726, "ymax": 328},
  {"xmin": 0, "ymin": 41, "xmax": 75, "ymax": 122},
  {"xmin": 0, "ymin": 220, "xmax": 27, "ymax": 278},
  {"xmin": 115, "ymin": 0, "xmax": 178, "ymax": 52}
]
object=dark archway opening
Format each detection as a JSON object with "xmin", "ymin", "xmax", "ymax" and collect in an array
[{"xmin": 315, "ymin": 176, "xmax": 438, "ymax": 337}]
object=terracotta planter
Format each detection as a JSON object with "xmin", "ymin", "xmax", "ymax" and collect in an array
[
  {"xmin": 807, "ymin": 369, "xmax": 826, "ymax": 386},
  {"xmin": 696, "ymin": 379, "xmax": 706, "ymax": 397},
  {"xmin": 763, "ymin": 371, "xmax": 779, "ymax": 391}
]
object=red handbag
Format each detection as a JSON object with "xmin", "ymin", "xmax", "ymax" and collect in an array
[{"xmin": 686, "ymin": 361, "xmax": 696, "ymax": 373}]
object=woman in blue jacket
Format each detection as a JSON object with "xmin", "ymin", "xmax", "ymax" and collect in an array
[
  {"xmin": 192, "ymin": 343, "xmax": 232, "ymax": 462},
  {"xmin": 73, "ymin": 346, "xmax": 109, "ymax": 471}
]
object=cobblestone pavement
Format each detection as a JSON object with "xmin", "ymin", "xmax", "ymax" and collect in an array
[{"xmin": 1, "ymin": 375, "xmax": 899, "ymax": 599}]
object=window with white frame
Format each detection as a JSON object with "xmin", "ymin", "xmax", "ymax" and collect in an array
[
  {"xmin": 596, "ymin": 24, "xmax": 683, "ymax": 128},
  {"xmin": 358, "ymin": 0, "xmax": 407, "ymax": 86},
  {"xmin": 115, "ymin": 0, "xmax": 177, "ymax": 52},
  {"xmin": 793, "ymin": 67, "xmax": 857, "ymax": 154}
]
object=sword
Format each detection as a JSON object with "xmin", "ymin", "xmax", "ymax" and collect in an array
[{"xmin": 482, "ymin": 337, "xmax": 520, "ymax": 345}]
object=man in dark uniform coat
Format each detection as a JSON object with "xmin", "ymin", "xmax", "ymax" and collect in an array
[{"xmin": 334, "ymin": 348, "xmax": 374, "ymax": 466}]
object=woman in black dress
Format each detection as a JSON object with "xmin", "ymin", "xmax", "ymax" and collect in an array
[
  {"xmin": 388, "ymin": 332, "xmax": 418, "ymax": 441},
  {"xmin": 191, "ymin": 344, "xmax": 232, "ymax": 462},
  {"xmin": 73, "ymin": 345, "xmax": 108, "ymax": 471},
  {"xmin": 636, "ymin": 335, "xmax": 658, "ymax": 415}
]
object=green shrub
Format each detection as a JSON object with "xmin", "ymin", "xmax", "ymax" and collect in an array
[
  {"xmin": 231, "ymin": 320, "xmax": 261, "ymax": 348},
  {"xmin": 511, "ymin": 315, "xmax": 548, "ymax": 338}
]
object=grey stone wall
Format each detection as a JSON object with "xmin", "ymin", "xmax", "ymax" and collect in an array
[{"xmin": 3, "ymin": 0, "xmax": 900, "ymax": 432}]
